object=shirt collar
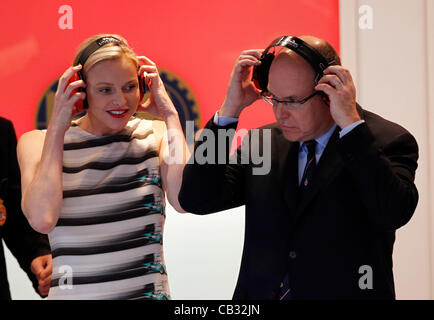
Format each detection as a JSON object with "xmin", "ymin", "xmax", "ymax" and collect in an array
[{"xmin": 300, "ymin": 123, "xmax": 337, "ymax": 151}]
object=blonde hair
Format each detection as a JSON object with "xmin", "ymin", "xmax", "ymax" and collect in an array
[{"xmin": 72, "ymin": 34, "xmax": 139, "ymax": 78}]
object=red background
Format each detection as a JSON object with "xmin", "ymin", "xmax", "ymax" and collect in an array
[{"xmin": 0, "ymin": 0, "xmax": 339, "ymax": 138}]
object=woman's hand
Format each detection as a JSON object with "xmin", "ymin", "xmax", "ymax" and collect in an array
[
  {"xmin": 136, "ymin": 56, "xmax": 178, "ymax": 120},
  {"xmin": 50, "ymin": 65, "xmax": 86, "ymax": 133}
]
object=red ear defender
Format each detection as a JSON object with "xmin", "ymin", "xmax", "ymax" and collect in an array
[
  {"xmin": 138, "ymin": 73, "xmax": 147, "ymax": 102},
  {"xmin": 67, "ymin": 73, "xmax": 84, "ymax": 111},
  {"xmin": 137, "ymin": 61, "xmax": 148, "ymax": 103},
  {"xmin": 320, "ymin": 93, "xmax": 330, "ymax": 107}
]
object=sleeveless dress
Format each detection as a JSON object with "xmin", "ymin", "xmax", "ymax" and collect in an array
[{"xmin": 47, "ymin": 118, "xmax": 170, "ymax": 300}]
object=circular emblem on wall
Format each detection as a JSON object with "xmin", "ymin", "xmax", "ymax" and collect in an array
[{"xmin": 35, "ymin": 68, "xmax": 201, "ymax": 137}]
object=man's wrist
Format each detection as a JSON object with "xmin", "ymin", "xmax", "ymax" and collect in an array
[
  {"xmin": 219, "ymin": 101, "xmax": 242, "ymax": 118},
  {"xmin": 213, "ymin": 111, "xmax": 239, "ymax": 126},
  {"xmin": 339, "ymin": 119, "xmax": 365, "ymax": 138},
  {"xmin": 339, "ymin": 115, "xmax": 362, "ymax": 128}
]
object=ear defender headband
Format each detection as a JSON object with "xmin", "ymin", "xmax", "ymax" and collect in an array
[
  {"xmin": 74, "ymin": 36, "xmax": 147, "ymax": 109},
  {"xmin": 252, "ymin": 35, "xmax": 330, "ymax": 104}
]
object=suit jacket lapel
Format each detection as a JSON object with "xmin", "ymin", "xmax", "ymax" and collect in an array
[
  {"xmin": 295, "ymin": 127, "xmax": 344, "ymax": 222},
  {"xmin": 278, "ymin": 104, "xmax": 365, "ymax": 222}
]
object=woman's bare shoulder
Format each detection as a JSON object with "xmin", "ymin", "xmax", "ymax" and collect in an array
[
  {"xmin": 19, "ymin": 129, "xmax": 46, "ymax": 145},
  {"xmin": 17, "ymin": 129, "xmax": 46, "ymax": 157}
]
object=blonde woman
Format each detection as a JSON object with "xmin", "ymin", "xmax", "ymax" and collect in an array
[{"xmin": 17, "ymin": 34, "xmax": 189, "ymax": 300}]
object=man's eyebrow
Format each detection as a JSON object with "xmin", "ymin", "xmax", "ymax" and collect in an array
[{"xmin": 267, "ymin": 90, "xmax": 297, "ymax": 100}]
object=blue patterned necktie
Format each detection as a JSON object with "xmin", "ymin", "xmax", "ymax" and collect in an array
[{"xmin": 300, "ymin": 140, "xmax": 317, "ymax": 190}]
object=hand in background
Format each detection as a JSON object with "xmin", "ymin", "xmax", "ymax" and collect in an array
[{"xmin": 30, "ymin": 254, "xmax": 52, "ymax": 297}]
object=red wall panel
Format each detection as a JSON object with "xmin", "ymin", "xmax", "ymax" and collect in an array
[{"xmin": 0, "ymin": 0, "xmax": 339, "ymax": 138}]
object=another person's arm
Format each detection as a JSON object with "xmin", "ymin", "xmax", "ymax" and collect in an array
[
  {"xmin": 1, "ymin": 118, "xmax": 51, "ymax": 297},
  {"xmin": 178, "ymin": 50, "xmax": 263, "ymax": 214}
]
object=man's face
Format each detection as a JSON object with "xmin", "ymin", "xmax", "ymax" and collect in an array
[{"xmin": 267, "ymin": 51, "xmax": 334, "ymax": 142}]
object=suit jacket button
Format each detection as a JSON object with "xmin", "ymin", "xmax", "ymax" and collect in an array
[{"xmin": 289, "ymin": 251, "xmax": 297, "ymax": 259}]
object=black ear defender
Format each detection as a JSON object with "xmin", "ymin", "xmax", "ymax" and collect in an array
[
  {"xmin": 75, "ymin": 36, "xmax": 147, "ymax": 109},
  {"xmin": 252, "ymin": 35, "xmax": 330, "ymax": 106}
]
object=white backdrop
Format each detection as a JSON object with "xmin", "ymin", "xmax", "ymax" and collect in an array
[{"xmin": 340, "ymin": 0, "xmax": 434, "ymax": 299}]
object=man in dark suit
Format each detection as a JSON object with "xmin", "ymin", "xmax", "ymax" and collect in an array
[
  {"xmin": 0, "ymin": 117, "xmax": 52, "ymax": 299},
  {"xmin": 178, "ymin": 35, "xmax": 419, "ymax": 299}
]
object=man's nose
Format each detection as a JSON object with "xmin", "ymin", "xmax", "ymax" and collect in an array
[{"xmin": 274, "ymin": 103, "xmax": 290, "ymax": 119}]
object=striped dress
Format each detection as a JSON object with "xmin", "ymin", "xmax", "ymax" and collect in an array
[{"xmin": 47, "ymin": 117, "xmax": 170, "ymax": 300}]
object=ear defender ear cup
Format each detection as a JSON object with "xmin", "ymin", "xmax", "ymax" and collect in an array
[
  {"xmin": 67, "ymin": 72, "xmax": 85, "ymax": 111},
  {"xmin": 138, "ymin": 73, "xmax": 147, "ymax": 102},
  {"xmin": 319, "ymin": 91, "xmax": 330, "ymax": 107},
  {"xmin": 252, "ymin": 52, "xmax": 275, "ymax": 92},
  {"xmin": 73, "ymin": 36, "xmax": 122, "ymax": 110},
  {"xmin": 77, "ymin": 69, "xmax": 89, "ymax": 110}
]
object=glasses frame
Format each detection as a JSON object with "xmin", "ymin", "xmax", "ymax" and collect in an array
[{"xmin": 261, "ymin": 90, "xmax": 320, "ymax": 110}]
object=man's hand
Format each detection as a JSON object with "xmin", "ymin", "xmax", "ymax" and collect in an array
[
  {"xmin": 30, "ymin": 254, "xmax": 52, "ymax": 297},
  {"xmin": 219, "ymin": 49, "xmax": 263, "ymax": 118},
  {"xmin": 315, "ymin": 66, "xmax": 361, "ymax": 128}
]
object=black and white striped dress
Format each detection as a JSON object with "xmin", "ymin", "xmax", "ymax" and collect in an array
[{"xmin": 48, "ymin": 118, "xmax": 170, "ymax": 300}]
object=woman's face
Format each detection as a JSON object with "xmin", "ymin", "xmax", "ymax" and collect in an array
[{"xmin": 83, "ymin": 56, "xmax": 140, "ymax": 136}]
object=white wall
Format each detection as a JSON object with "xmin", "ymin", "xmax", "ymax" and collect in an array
[
  {"xmin": 340, "ymin": 0, "xmax": 433, "ymax": 299},
  {"xmin": 2, "ymin": 241, "xmax": 40, "ymax": 299}
]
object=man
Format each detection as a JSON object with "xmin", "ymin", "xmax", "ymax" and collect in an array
[
  {"xmin": 178, "ymin": 35, "xmax": 419, "ymax": 299},
  {"xmin": 0, "ymin": 117, "xmax": 52, "ymax": 299}
]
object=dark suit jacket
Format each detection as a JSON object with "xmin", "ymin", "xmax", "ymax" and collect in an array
[
  {"xmin": 0, "ymin": 117, "xmax": 51, "ymax": 300},
  {"xmin": 178, "ymin": 106, "xmax": 419, "ymax": 300}
]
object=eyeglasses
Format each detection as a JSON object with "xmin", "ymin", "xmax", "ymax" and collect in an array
[{"xmin": 261, "ymin": 91, "xmax": 320, "ymax": 110}]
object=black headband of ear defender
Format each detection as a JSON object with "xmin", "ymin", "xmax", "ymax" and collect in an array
[
  {"xmin": 74, "ymin": 36, "xmax": 149, "ymax": 110},
  {"xmin": 252, "ymin": 35, "xmax": 330, "ymax": 92},
  {"xmin": 76, "ymin": 36, "xmax": 121, "ymax": 80},
  {"xmin": 75, "ymin": 36, "xmax": 122, "ymax": 109}
]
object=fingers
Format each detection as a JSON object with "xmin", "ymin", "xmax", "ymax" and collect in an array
[
  {"xmin": 64, "ymin": 79, "xmax": 86, "ymax": 99},
  {"xmin": 236, "ymin": 58, "xmax": 260, "ymax": 72},
  {"xmin": 38, "ymin": 274, "xmax": 51, "ymax": 287},
  {"xmin": 239, "ymin": 49, "xmax": 264, "ymax": 59},
  {"xmin": 137, "ymin": 55, "xmax": 156, "ymax": 66},
  {"xmin": 39, "ymin": 265, "xmax": 52, "ymax": 281},
  {"xmin": 38, "ymin": 278, "xmax": 51, "ymax": 296},
  {"xmin": 55, "ymin": 66, "xmax": 86, "ymax": 113},
  {"xmin": 32, "ymin": 255, "xmax": 52, "ymax": 296},
  {"xmin": 235, "ymin": 49, "xmax": 263, "ymax": 69},
  {"xmin": 30, "ymin": 261, "xmax": 42, "ymax": 276},
  {"xmin": 56, "ymin": 65, "xmax": 82, "ymax": 95},
  {"xmin": 317, "ymin": 65, "xmax": 356, "ymax": 96},
  {"xmin": 314, "ymin": 83, "xmax": 334, "ymax": 98},
  {"xmin": 138, "ymin": 64, "xmax": 158, "ymax": 77},
  {"xmin": 317, "ymin": 74, "xmax": 343, "ymax": 89},
  {"xmin": 38, "ymin": 286, "xmax": 49, "ymax": 296},
  {"xmin": 323, "ymin": 65, "xmax": 353, "ymax": 85}
]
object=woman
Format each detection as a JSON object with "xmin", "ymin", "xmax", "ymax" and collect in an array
[{"xmin": 17, "ymin": 34, "xmax": 189, "ymax": 300}]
